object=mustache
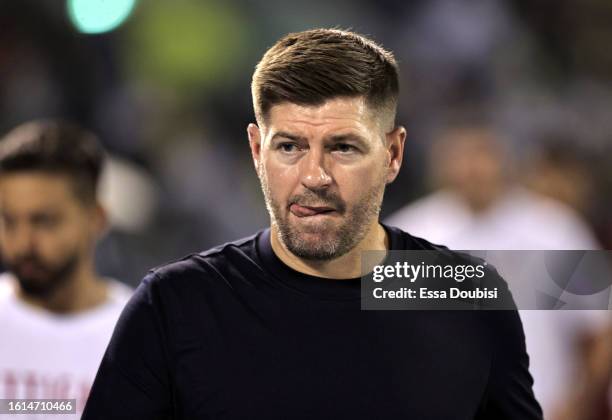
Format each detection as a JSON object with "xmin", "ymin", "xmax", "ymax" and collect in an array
[
  {"xmin": 9, "ymin": 254, "xmax": 48, "ymax": 270},
  {"xmin": 288, "ymin": 190, "xmax": 346, "ymax": 213}
]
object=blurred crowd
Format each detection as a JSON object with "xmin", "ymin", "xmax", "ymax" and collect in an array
[{"xmin": 1, "ymin": 0, "xmax": 611, "ymax": 419}]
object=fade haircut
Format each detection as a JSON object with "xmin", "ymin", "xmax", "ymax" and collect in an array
[
  {"xmin": 0, "ymin": 119, "xmax": 104, "ymax": 205},
  {"xmin": 252, "ymin": 28, "xmax": 400, "ymax": 131}
]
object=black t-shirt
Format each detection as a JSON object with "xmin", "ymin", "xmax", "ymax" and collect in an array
[{"xmin": 83, "ymin": 225, "xmax": 543, "ymax": 419}]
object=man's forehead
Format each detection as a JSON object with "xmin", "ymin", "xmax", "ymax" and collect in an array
[
  {"xmin": 0, "ymin": 172, "xmax": 77, "ymax": 203},
  {"xmin": 266, "ymin": 97, "xmax": 376, "ymax": 129}
]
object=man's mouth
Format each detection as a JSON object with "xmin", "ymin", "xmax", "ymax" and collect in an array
[
  {"xmin": 289, "ymin": 204, "xmax": 336, "ymax": 218},
  {"xmin": 13, "ymin": 261, "xmax": 48, "ymax": 282}
]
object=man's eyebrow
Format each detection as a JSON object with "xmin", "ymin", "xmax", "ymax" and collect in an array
[
  {"xmin": 325, "ymin": 133, "xmax": 369, "ymax": 146},
  {"xmin": 270, "ymin": 131, "xmax": 306, "ymax": 142},
  {"xmin": 269, "ymin": 131, "xmax": 371, "ymax": 147}
]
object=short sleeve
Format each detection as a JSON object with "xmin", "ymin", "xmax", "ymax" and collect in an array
[{"xmin": 476, "ymin": 308, "xmax": 544, "ymax": 419}]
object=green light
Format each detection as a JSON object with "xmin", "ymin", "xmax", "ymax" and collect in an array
[{"xmin": 67, "ymin": 0, "xmax": 137, "ymax": 34}]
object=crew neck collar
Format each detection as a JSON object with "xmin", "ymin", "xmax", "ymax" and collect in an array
[{"xmin": 256, "ymin": 224, "xmax": 403, "ymax": 300}]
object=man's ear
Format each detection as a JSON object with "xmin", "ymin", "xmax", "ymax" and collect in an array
[
  {"xmin": 91, "ymin": 201, "xmax": 109, "ymax": 238},
  {"xmin": 247, "ymin": 123, "xmax": 263, "ymax": 174},
  {"xmin": 384, "ymin": 126, "xmax": 406, "ymax": 184}
]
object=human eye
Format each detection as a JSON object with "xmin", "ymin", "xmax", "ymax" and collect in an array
[
  {"xmin": 32, "ymin": 213, "xmax": 60, "ymax": 229},
  {"xmin": 0, "ymin": 214, "xmax": 16, "ymax": 230},
  {"xmin": 277, "ymin": 142, "xmax": 301, "ymax": 153},
  {"xmin": 332, "ymin": 143, "xmax": 359, "ymax": 154}
]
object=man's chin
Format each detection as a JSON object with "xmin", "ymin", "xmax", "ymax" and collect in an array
[
  {"xmin": 280, "ymin": 228, "xmax": 347, "ymax": 261},
  {"xmin": 9, "ymin": 253, "xmax": 80, "ymax": 299},
  {"xmin": 15, "ymin": 275, "xmax": 57, "ymax": 298},
  {"xmin": 284, "ymin": 241, "xmax": 339, "ymax": 261},
  {"xmin": 274, "ymin": 211, "xmax": 357, "ymax": 260}
]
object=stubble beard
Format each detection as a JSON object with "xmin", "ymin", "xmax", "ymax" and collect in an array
[
  {"xmin": 259, "ymin": 163, "xmax": 385, "ymax": 261},
  {"xmin": 7, "ymin": 251, "xmax": 80, "ymax": 299}
]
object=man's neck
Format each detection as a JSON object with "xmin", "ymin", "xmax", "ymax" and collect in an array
[
  {"xmin": 270, "ymin": 222, "xmax": 389, "ymax": 279},
  {"xmin": 16, "ymin": 261, "xmax": 108, "ymax": 315}
]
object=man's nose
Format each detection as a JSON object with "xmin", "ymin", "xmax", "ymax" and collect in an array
[
  {"xmin": 299, "ymin": 148, "xmax": 332, "ymax": 190},
  {"xmin": 12, "ymin": 225, "xmax": 36, "ymax": 256}
]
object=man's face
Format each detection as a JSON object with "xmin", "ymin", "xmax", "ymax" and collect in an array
[
  {"xmin": 0, "ymin": 172, "xmax": 102, "ymax": 297},
  {"xmin": 249, "ymin": 96, "xmax": 404, "ymax": 260},
  {"xmin": 434, "ymin": 129, "xmax": 504, "ymax": 210}
]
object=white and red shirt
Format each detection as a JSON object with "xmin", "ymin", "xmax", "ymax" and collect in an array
[{"xmin": 0, "ymin": 273, "xmax": 132, "ymax": 419}]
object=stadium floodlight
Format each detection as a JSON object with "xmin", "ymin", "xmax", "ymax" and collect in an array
[{"xmin": 67, "ymin": 0, "xmax": 137, "ymax": 34}]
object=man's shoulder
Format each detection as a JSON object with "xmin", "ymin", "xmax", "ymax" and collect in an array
[
  {"xmin": 386, "ymin": 224, "xmax": 509, "ymax": 291},
  {"xmin": 104, "ymin": 279, "xmax": 134, "ymax": 306},
  {"xmin": 387, "ymin": 223, "xmax": 492, "ymax": 263},
  {"xmin": 384, "ymin": 223, "xmax": 451, "ymax": 252},
  {"xmin": 145, "ymin": 231, "xmax": 263, "ymax": 285}
]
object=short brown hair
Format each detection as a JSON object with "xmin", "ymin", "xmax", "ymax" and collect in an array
[
  {"xmin": 0, "ymin": 119, "xmax": 105, "ymax": 205},
  {"xmin": 252, "ymin": 28, "xmax": 400, "ymax": 129}
]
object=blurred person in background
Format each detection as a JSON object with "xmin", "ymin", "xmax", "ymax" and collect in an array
[
  {"xmin": 523, "ymin": 138, "xmax": 612, "ymax": 251},
  {"xmin": 386, "ymin": 123, "xmax": 612, "ymax": 418},
  {"xmin": 386, "ymin": 123, "xmax": 599, "ymax": 250},
  {"xmin": 0, "ymin": 120, "xmax": 132, "ymax": 417},
  {"xmin": 524, "ymin": 140, "xmax": 595, "ymax": 217},
  {"xmin": 555, "ymin": 323, "xmax": 612, "ymax": 420},
  {"xmin": 526, "ymin": 140, "xmax": 612, "ymax": 420}
]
